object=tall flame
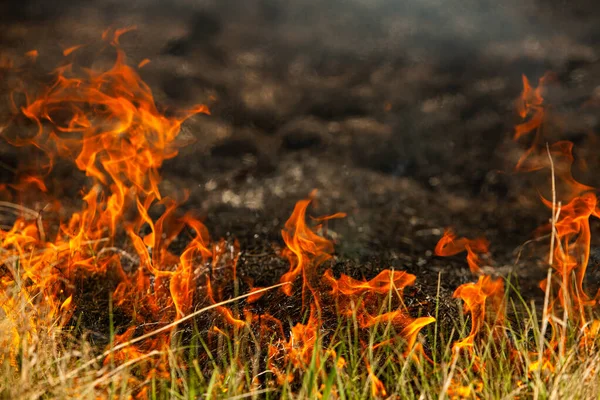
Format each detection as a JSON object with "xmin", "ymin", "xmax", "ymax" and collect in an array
[
  {"xmin": 279, "ymin": 190, "xmax": 345, "ymax": 301},
  {"xmin": 0, "ymin": 28, "xmax": 211, "ymax": 371},
  {"xmin": 515, "ymin": 75, "xmax": 600, "ymax": 327}
]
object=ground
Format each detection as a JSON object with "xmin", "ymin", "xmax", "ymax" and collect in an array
[{"xmin": 2, "ymin": 0, "xmax": 600, "ymax": 354}]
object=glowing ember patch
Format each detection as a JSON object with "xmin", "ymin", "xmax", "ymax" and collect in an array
[{"xmin": 25, "ymin": 50, "xmax": 38, "ymax": 61}]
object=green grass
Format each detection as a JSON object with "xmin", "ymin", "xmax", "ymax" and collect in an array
[{"xmin": 2, "ymin": 271, "xmax": 600, "ymax": 399}]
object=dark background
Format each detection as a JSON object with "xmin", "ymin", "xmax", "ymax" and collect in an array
[{"xmin": 2, "ymin": 0, "xmax": 600, "ymax": 304}]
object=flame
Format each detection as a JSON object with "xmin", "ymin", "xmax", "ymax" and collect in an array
[
  {"xmin": 279, "ymin": 190, "xmax": 345, "ymax": 301},
  {"xmin": 513, "ymin": 73, "xmax": 554, "ymax": 171},
  {"xmin": 25, "ymin": 50, "xmax": 39, "ymax": 62},
  {"xmin": 434, "ymin": 228, "xmax": 507, "ymax": 400},
  {"xmin": 447, "ymin": 380, "xmax": 483, "ymax": 400},
  {"xmin": 62, "ymin": 45, "xmax": 84, "ymax": 57},
  {"xmin": 452, "ymin": 275, "xmax": 505, "ymax": 352},
  {"xmin": 323, "ymin": 268, "xmax": 416, "ymax": 298},
  {"xmin": 266, "ymin": 306, "xmax": 326, "ymax": 385},
  {"xmin": 540, "ymin": 191, "xmax": 599, "ymax": 312},
  {"xmin": 366, "ymin": 362, "xmax": 388, "ymax": 397},
  {"xmin": 264, "ymin": 195, "xmax": 435, "ymax": 386},
  {"xmin": 138, "ymin": 59, "xmax": 151, "ymax": 69},
  {"xmin": 434, "ymin": 230, "xmax": 506, "ymax": 354},
  {"xmin": 323, "ymin": 268, "xmax": 434, "ymax": 359},
  {"xmin": 6, "ymin": 25, "xmax": 600, "ymax": 397},
  {"xmin": 0, "ymin": 28, "xmax": 212, "ymax": 375},
  {"xmin": 508, "ymin": 73, "xmax": 600, "ymax": 379},
  {"xmin": 287, "ymin": 306, "xmax": 320, "ymax": 369},
  {"xmin": 435, "ymin": 229, "xmax": 489, "ymax": 274},
  {"xmin": 515, "ymin": 75, "xmax": 600, "ymax": 331}
]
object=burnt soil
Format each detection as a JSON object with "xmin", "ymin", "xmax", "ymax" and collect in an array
[{"xmin": 2, "ymin": 0, "xmax": 600, "ymax": 342}]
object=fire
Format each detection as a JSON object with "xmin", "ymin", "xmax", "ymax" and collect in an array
[
  {"xmin": 324, "ymin": 268, "xmax": 416, "ymax": 296},
  {"xmin": 434, "ymin": 230, "xmax": 506, "ymax": 355},
  {"xmin": 265, "ymin": 193, "xmax": 436, "ymax": 390},
  {"xmin": 323, "ymin": 268, "xmax": 435, "ymax": 358},
  {"xmin": 452, "ymin": 275, "xmax": 505, "ymax": 352},
  {"xmin": 0, "ymin": 27, "xmax": 211, "ymax": 374},
  {"xmin": 434, "ymin": 229, "xmax": 489, "ymax": 275},
  {"xmin": 3, "ymin": 24, "xmax": 600, "ymax": 399},
  {"xmin": 279, "ymin": 190, "xmax": 345, "ymax": 300},
  {"xmin": 515, "ymin": 75, "xmax": 600, "ymax": 329},
  {"xmin": 513, "ymin": 73, "xmax": 553, "ymax": 172},
  {"xmin": 435, "ymin": 70, "xmax": 600, "ymax": 398},
  {"xmin": 366, "ymin": 362, "xmax": 388, "ymax": 397}
]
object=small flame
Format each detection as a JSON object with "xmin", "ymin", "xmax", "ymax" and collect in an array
[
  {"xmin": 138, "ymin": 58, "xmax": 151, "ymax": 69},
  {"xmin": 59, "ymin": 295, "xmax": 73, "ymax": 312},
  {"xmin": 452, "ymin": 275, "xmax": 505, "ymax": 352},
  {"xmin": 366, "ymin": 362, "xmax": 388, "ymax": 397},
  {"xmin": 434, "ymin": 230, "xmax": 506, "ymax": 358},
  {"xmin": 324, "ymin": 268, "xmax": 416, "ymax": 296},
  {"xmin": 513, "ymin": 73, "xmax": 554, "ymax": 171},
  {"xmin": 435, "ymin": 229, "xmax": 489, "ymax": 274},
  {"xmin": 25, "ymin": 50, "xmax": 39, "ymax": 62},
  {"xmin": 279, "ymin": 190, "xmax": 345, "ymax": 302},
  {"xmin": 62, "ymin": 45, "xmax": 84, "ymax": 57}
]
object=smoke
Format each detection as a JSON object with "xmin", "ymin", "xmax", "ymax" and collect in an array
[
  {"xmin": 3, "ymin": 0, "xmax": 596, "ymax": 69},
  {"xmin": 1, "ymin": 0, "xmax": 598, "ymax": 192}
]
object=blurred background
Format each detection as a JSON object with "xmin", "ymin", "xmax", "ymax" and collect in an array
[{"xmin": 1, "ymin": 0, "xmax": 600, "ymax": 290}]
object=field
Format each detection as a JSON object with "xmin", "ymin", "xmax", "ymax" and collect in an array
[{"xmin": 1, "ymin": 1, "xmax": 600, "ymax": 398}]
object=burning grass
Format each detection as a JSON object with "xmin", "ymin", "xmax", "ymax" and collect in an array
[
  {"xmin": 2, "ymin": 29, "xmax": 600, "ymax": 399},
  {"xmin": 2, "ymin": 275, "xmax": 600, "ymax": 399}
]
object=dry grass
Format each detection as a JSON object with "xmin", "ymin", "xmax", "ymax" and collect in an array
[
  {"xmin": 1, "ymin": 271, "xmax": 600, "ymax": 400},
  {"xmin": 1, "ymin": 147, "xmax": 598, "ymax": 399}
]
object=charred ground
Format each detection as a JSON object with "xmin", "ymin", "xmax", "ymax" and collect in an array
[{"xmin": 2, "ymin": 0, "xmax": 600, "ymax": 345}]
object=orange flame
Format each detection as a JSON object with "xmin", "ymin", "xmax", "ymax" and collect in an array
[
  {"xmin": 323, "ymin": 268, "xmax": 435, "ymax": 359},
  {"xmin": 515, "ymin": 75, "xmax": 600, "ymax": 326},
  {"xmin": 434, "ymin": 230, "xmax": 506, "ymax": 355},
  {"xmin": 452, "ymin": 275, "xmax": 505, "ymax": 352},
  {"xmin": 513, "ymin": 73, "xmax": 554, "ymax": 171},
  {"xmin": 366, "ymin": 362, "xmax": 388, "ymax": 397},
  {"xmin": 0, "ymin": 28, "xmax": 212, "ymax": 373},
  {"xmin": 138, "ymin": 58, "xmax": 151, "ymax": 69},
  {"xmin": 279, "ymin": 190, "xmax": 345, "ymax": 302},
  {"xmin": 324, "ymin": 268, "xmax": 416, "ymax": 296},
  {"xmin": 435, "ymin": 229, "xmax": 489, "ymax": 274},
  {"xmin": 25, "ymin": 50, "xmax": 39, "ymax": 62}
]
